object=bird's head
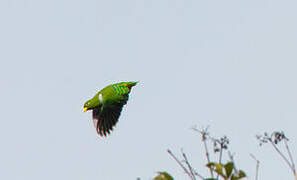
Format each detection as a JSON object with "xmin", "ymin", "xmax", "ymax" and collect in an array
[
  {"xmin": 83, "ymin": 99, "xmax": 98, "ymax": 112},
  {"xmin": 83, "ymin": 100, "xmax": 91, "ymax": 112}
]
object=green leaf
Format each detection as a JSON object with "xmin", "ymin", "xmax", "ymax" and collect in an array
[
  {"xmin": 153, "ymin": 172, "xmax": 174, "ymax": 180},
  {"xmin": 204, "ymin": 178, "xmax": 218, "ymax": 180},
  {"xmin": 224, "ymin": 162, "xmax": 234, "ymax": 178},
  {"xmin": 230, "ymin": 170, "xmax": 247, "ymax": 180},
  {"xmin": 238, "ymin": 170, "xmax": 247, "ymax": 178},
  {"xmin": 206, "ymin": 162, "xmax": 226, "ymax": 178}
]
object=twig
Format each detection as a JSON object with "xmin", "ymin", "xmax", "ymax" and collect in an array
[
  {"xmin": 192, "ymin": 126, "xmax": 214, "ymax": 178},
  {"xmin": 181, "ymin": 149, "xmax": 197, "ymax": 180},
  {"xmin": 250, "ymin": 154, "xmax": 260, "ymax": 180},
  {"xmin": 203, "ymin": 139, "xmax": 214, "ymax": 178},
  {"xmin": 228, "ymin": 152, "xmax": 238, "ymax": 174},
  {"xmin": 212, "ymin": 137, "xmax": 227, "ymax": 180},
  {"xmin": 167, "ymin": 149, "xmax": 204, "ymax": 180},
  {"xmin": 216, "ymin": 148, "xmax": 223, "ymax": 180},
  {"xmin": 218, "ymin": 147, "xmax": 223, "ymax": 164},
  {"xmin": 284, "ymin": 139, "xmax": 296, "ymax": 174},
  {"xmin": 257, "ymin": 131, "xmax": 297, "ymax": 180},
  {"xmin": 269, "ymin": 139, "xmax": 294, "ymax": 173}
]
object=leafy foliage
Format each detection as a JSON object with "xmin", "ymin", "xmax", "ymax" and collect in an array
[
  {"xmin": 165, "ymin": 126, "xmax": 247, "ymax": 180},
  {"xmin": 206, "ymin": 162, "xmax": 246, "ymax": 180},
  {"xmin": 148, "ymin": 129, "xmax": 296, "ymax": 180},
  {"xmin": 153, "ymin": 172, "xmax": 174, "ymax": 180}
]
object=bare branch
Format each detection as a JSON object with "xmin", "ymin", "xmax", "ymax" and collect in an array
[
  {"xmin": 284, "ymin": 139, "xmax": 296, "ymax": 174},
  {"xmin": 167, "ymin": 149, "xmax": 190, "ymax": 176},
  {"xmin": 181, "ymin": 149, "xmax": 197, "ymax": 180},
  {"xmin": 257, "ymin": 131, "xmax": 296, "ymax": 179},
  {"xmin": 192, "ymin": 126, "xmax": 214, "ymax": 178},
  {"xmin": 250, "ymin": 154, "xmax": 260, "ymax": 180},
  {"xmin": 228, "ymin": 152, "xmax": 238, "ymax": 175},
  {"xmin": 167, "ymin": 149, "xmax": 204, "ymax": 180},
  {"xmin": 270, "ymin": 136, "xmax": 295, "ymax": 174}
]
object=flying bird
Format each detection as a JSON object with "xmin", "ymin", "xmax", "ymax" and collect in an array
[{"xmin": 83, "ymin": 81, "xmax": 137, "ymax": 137}]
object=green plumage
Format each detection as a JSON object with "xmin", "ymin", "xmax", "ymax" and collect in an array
[{"xmin": 83, "ymin": 81, "xmax": 137, "ymax": 137}]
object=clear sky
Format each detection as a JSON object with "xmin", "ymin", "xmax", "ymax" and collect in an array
[{"xmin": 1, "ymin": 0, "xmax": 297, "ymax": 179}]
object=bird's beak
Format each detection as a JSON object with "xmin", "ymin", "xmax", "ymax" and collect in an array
[{"xmin": 83, "ymin": 107, "xmax": 88, "ymax": 112}]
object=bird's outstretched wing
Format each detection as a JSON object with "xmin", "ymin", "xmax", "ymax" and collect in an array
[{"xmin": 92, "ymin": 95, "xmax": 129, "ymax": 136}]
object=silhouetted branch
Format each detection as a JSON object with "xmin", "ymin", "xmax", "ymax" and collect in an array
[
  {"xmin": 250, "ymin": 154, "xmax": 260, "ymax": 180},
  {"xmin": 285, "ymin": 139, "xmax": 296, "ymax": 174},
  {"xmin": 257, "ymin": 131, "xmax": 296, "ymax": 179},
  {"xmin": 167, "ymin": 149, "xmax": 204, "ymax": 180},
  {"xmin": 181, "ymin": 149, "xmax": 196, "ymax": 180},
  {"xmin": 192, "ymin": 126, "xmax": 214, "ymax": 178}
]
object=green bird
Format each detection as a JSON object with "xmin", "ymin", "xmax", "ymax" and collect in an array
[{"xmin": 83, "ymin": 81, "xmax": 137, "ymax": 137}]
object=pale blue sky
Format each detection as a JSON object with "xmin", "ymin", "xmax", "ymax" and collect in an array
[{"xmin": 1, "ymin": 0, "xmax": 297, "ymax": 179}]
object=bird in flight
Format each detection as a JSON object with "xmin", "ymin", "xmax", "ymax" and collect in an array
[{"xmin": 83, "ymin": 81, "xmax": 137, "ymax": 137}]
